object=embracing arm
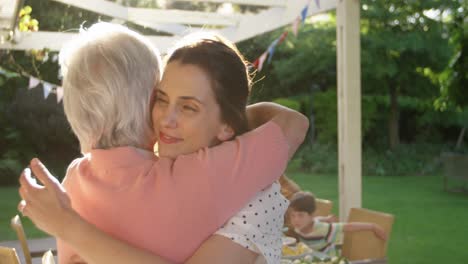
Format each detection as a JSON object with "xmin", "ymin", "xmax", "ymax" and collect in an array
[
  {"xmin": 59, "ymin": 213, "xmax": 172, "ymax": 264},
  {"xmin": 19, "ymin": 159, "xmax": 173, "ymax": 264},
  {"xmin": 247, "ymin": 102, "xmax": 309, "ymax": 160},
  {"xmin": 20, "ymin": 159, "xmax": 259, "ymax": 264},
  {"xmin": 185, "ymin": 235, "xmax": 257, "ymax": 264}
]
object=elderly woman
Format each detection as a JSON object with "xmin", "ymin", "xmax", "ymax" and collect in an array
[{"xmin": 19, "ymin": 23, "xmax": 309, "ymax": 264}]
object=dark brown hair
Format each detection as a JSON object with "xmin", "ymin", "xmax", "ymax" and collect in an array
[
  {"xmin": 165, "ymin": 32, "xmax": 251, "ymax": 136},
  {"xmin": 289, "ymin": 191, "xmax": 317, "ymax": 214}
]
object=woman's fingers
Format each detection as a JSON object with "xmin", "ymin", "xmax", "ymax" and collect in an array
[
  {"xmin": 18, "ymin": 199, "xmax": 26, "ymax": 212},
  {"xmin": 19, "ymin": 186, "xmax": 28, "ymax": 201},
  {"xmin": 19, "ymin": 169, "xmax": 42, "ymax": 197},
  {"xmin": 24, "ymin": 167, "xmax": 42, "ymax": 188},
  {"xmin": 17, "ymin": 199, "xmax": 30, "ymax": 217},
  {"xmin": 30, "ymin": 158, "xmax": 60, "ymax": 190}
]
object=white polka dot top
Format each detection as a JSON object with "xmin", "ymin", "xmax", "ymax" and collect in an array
[{"xmin": 215, "ymin": 181, "xmax": 289, "ymax": 264}]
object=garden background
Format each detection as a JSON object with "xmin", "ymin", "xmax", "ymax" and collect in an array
[{"xmin": 1, "ymin": 0, "xmax": 467, "ymax": 263}]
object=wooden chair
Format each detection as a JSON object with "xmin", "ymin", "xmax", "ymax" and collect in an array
[
  {"xmin": 0, "ymin": 246, "xmax": 21, "ymax": 264},
  {"xmin": 341, "ymin": 208, "xmax": 394, "ymax": 261},
  {"xmin": 11, "ymin": 215, "xmax": 32, "ymax": 264},
  {"xmin": 279, "ymin": 174, "xmax": 301, "ymax": 200},
  {"xmin": 315, "ymin": 198, "xmax": 333, "ymax": 217}
]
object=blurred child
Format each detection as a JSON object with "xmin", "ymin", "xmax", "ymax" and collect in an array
[{"xmin": 288, "ymin": 191, "xmax": 387, "ymax": 256}]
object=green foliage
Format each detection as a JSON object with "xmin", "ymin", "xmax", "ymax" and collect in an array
[
  {"xmin": 238, "ymin": 0, "xmax": 460, "ymax": 149},
  {"xmin": 272, "ymin": 97, "xmax": 301, "ymax": 111},
  {"xmin": 0, "ymin": 1, "xmax": 83, "ymax": 186},
  {"xmin": 0, "ymin": 67, "xmax": 28, "ymax": 185},
  {"xmin": 292, "ymin": 143, "xmax": 338, "ymax": 174},
  {"xmin": 359, "ymin": 0, "xmax": 455, "ymax": 147},
  {"xmin": 435, "ymin": 4, "xmax": 468, "ymax": 109},
  {"xmin": 239, "ymin": 21, "xmax": 337, "ymax": 102},
  {"xmin": 25, "ymin": 0, "xmax": 102, "ymax": 31},
  {"xmin": 363, "ymin": 143, "xmax": 446, "ymax": 176},
  {"xmin": 292, "ymin": 142, "xmax": 461, "ymax": 176},
  {"xmin": 312, "ymin": 90, "xmax": 338, "ymax": 144}
]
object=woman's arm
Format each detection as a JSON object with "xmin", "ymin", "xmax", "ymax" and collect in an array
[
  {"xmin": 247, "ymin": 102, "xmax": 309, "ymax": 160},
  {"xmin": 20, "ymin": 159, "xmax": 259, "ymax": 264},
  {"xmin": 186, "ymin": 235, "xmax": 257, "ymax": 264},
  {"xmin": 19, "ymin": 159, "xmax": 173, "ymax": 264}
]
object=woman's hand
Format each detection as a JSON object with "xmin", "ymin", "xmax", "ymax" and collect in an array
[{"xmin": 18, "ymin": 158, "xmax": 77, "ymax": 238}]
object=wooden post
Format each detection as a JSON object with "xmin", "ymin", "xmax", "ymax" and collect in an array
[{"xmin": 336, "ymin": 0, "xmax": 362, "ymax": 221}]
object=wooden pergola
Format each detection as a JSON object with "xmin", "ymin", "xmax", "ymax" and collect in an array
[{"xmin": 0, "ymin": 0, "xmax": 361, "ymax": 221}]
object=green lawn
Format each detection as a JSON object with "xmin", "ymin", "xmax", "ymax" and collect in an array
[
  {"xmin": 0, "ymin": 187, "xmax": 48, "ymax": 240},
  {"xmin": 1, "ymin": 173, "xmax": 467, "ymax": 263}
]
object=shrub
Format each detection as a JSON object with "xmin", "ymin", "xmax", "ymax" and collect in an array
[{"xmin": 291, "ymin": 142, "xmax": 459, "ymax": 176}]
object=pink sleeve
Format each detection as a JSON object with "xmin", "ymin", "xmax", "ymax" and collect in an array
[{"xmin": 172, "ymin": 121, "xmax": 289, "ymax": 225}]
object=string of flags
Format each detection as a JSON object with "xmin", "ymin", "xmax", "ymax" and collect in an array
[
  {"xmin": 0, "ymin": 66, "xmax": 63, "ymax": 103},
  {"xmin": 28, "ymin": 75, "xmax": 64, "ymax": 103},
  {"xmin": 252, "ymin": 0, "xmax": 320, "ymax": 72}
]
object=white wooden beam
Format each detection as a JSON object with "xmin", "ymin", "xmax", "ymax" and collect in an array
[
  {"xmin": 220, "ymin": 0, "xmax": 337, "ymax": 43},
  {"xmin": 127, "ymin": 7, "xmax": 238, "ymax": 26},
  {"xmin": 172, "ymin": 0, "xmax": 287, "ymax": 7},
  {"xmin": 50, "ymin": 0, "xmax": 238, "ymax": 27},
  {"xmin": 0, "ymin": 0, "xmax": 22, "ymax": 30},
  {"xmin": 0, "ymin": 31, "xmax": 179, "ymax": 52},
  {"xmin": 133, "ymin": 22, "xmax": 191, "ymax": 36},
  {"xmin": 109, "ymin": 18, "xmax": 192, "ymax": 36},
  {"xmin": 336, "ymin": 0, "xmax": 362, "ymax": 221}
]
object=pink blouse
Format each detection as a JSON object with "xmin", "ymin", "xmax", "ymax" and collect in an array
[{"xmin": 58, "ymin": 121, "xmax": 289, "ymax": 263}]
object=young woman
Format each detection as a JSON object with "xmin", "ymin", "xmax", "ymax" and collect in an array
[{"xmin": 19, "ymin": 23, "xmax": 309, "ymax": 264}]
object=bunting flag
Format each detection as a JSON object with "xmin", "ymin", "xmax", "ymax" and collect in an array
[
  {"xmin": 267, "ymin": 38, "xmax": 280, "ymax": 64},
  {"xmin": 278, "ymin": 31, "xmax": 289, "ymax": 45},
  {"xmin": 253, "ymin": 59, "xmax": 259, "ymax": 69},
  {"xmin": 257, "ymin": 52, "xmax": 268, "ymax": 72},
  {"xmin": 56, "ymin": 86, "xmax": 64, "ymax": 103},
  {"xmin": 28, "ymin": 76, "xmax": 40, "ymax": 89},
  {"xmin": 2, "ymin": 67, "xmax": 63, "ymax": 105},
  {"xmin": 300, "ymin": 4, "xmax": 309, "ymax": 23},
  {"xmin": 42, "ymin": 82, "xmax": 53, "ymax": 99},
  {"xmin": 252, "ymin": 0, "xmax": 313, "ymax": 69},
  {"xmin": 52, "ymin": 54, "xmax": 59, "ymax": 62},
  {"xmin": 292, "ymin": 17, "xmax": 301, "ymax": 37}
]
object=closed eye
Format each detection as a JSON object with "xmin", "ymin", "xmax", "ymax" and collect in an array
[
  {"xmin": 157, "ymin": 97, "xmax": 168, "ymax": 103},
  {"xmin": 182, "ymin": 105, "xmax": 198, "ymax": 112}
]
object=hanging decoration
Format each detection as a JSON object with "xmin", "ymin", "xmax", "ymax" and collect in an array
[
  {"xmin": 42, "ymin": 82, "xmax": 54, "ymax": 99},
  {"xmin": 252, "ymin": 0, "xmax": 320, "ymax": 72},
  {"xmin": 28, "ymin": 76, "xmax": 40, "ymax": 90},
  {"xmin": 56, "ymin": 86, "xmax": 64, "ymax": 103},
  {"xmin": 0, "ymin": 67, "xmax": 64, "ymax": 103}
]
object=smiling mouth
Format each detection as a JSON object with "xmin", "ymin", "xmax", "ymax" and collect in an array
[{"xmin": 159, "ymin": 132, "xmax": 182, "ymax": 144}]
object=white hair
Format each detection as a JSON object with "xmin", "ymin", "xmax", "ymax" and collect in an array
[{"xmin": 59, "ymin": 22, "xmax": 161, "ymax": 153}]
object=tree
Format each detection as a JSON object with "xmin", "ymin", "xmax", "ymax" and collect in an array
[
  {"xmin": 435, "ymin": 1, "xmax": 467, "ymax": 110},
  {"xmin": 238, "ymin": 21, "xmax": 337, "ymax": 101},
  {"xmin": 360, "ymin": 0, "xmax": 453, "ymax": 149}
]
